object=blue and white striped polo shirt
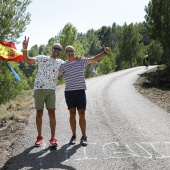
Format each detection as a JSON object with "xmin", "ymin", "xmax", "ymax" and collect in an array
[{"xmin": 59, "ymin": 58, "xmax": 89, "ymax": 91}]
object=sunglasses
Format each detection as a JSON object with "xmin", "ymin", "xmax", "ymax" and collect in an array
[
  {"xmin": 66, "ymin": 50, "xmax": 74, "ymax": 54},
  {"xmin": 53, "ymin": 47, "xmax": 62, "ymax": 51}
]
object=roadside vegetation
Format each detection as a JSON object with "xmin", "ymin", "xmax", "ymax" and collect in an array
[
  {"xmin": 0, "ymin": 90, "xmax": 34, "ymax": 127},
  {"xmin": 135, "ymin": 64, "xmax": 170, "ymax": 113},
  {"xmin": 137, "ymin": 65, "xmax": 170, "ymax": 90}
]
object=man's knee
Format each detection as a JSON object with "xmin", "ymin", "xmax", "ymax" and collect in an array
[
  {"xmin": 78, "ymin": 109, "xmax": 85, "ymax": 115},
  {"xmin": 70, "ymin": 109, "xmax": 76, "ymax": 118},
  {"xmin": 36, "ymin": 110, "xmax": 43, "ymax": 118},
  {"xmin": 48, "ymin": 109, "xmax": 56, "ymax": 118}
]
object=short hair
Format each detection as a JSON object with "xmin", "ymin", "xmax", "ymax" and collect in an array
[
  {"xmin": 53, "ymin": 43, "xmax": 62, "ymax": 48},
  {"xmin": 65, "ymin": 45, "xmax": 75, "ymax": 51}
]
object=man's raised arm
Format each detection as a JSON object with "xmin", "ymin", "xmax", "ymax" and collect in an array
[
  {"xmin": 88, "ymin": 45, "xmax": 110, "ymax": 64},
  {"xmin": 22, "ymin": 36, "xmax": 35, "ymax": 64}
]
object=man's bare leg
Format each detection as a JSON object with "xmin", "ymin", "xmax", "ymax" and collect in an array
[
  {"xmin": 36, "ymin": 110, "xmax": 43, "ymax": 136},
  {"xmin": 48, "ymin": 109, "xmax": 56, "ymax": 138}
]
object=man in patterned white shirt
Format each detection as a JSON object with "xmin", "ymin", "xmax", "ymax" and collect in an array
[
  {"xmin": 59, "ymin": 45, "xmax": 110, "ymax": 146},
  {"xmin": 22, "ymin": 36, "xmax": 64, "ymax": 147}
]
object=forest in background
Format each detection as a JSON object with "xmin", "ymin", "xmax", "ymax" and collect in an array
[{"xmin": 0, "ymin": 0, "xmax": 170, "ymax": 104}]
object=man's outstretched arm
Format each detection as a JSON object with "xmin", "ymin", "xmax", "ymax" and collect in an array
[{"xmin": 88, "ymin": 45, "xmax": 110, "ymax": 64}]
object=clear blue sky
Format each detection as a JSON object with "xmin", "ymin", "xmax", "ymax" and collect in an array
[{"xmin": 16, "ymin": 0, "xmax": 150, "ymax": 51}]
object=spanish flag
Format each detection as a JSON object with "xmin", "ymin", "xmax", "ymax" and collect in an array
[{"xmin": 0, "ymin": 41, "xmax": 23, "ymax": 61}]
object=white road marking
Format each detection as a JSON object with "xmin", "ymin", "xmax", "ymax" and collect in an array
[
  {"xmin": 37, "ymin": 141, "xmax": 170, "ymax": 165},
  {"xmin": 75, "ymin": 147, "xmax": 97, "ymax": 161}
]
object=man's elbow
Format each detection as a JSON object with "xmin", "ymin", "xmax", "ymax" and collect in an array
[
  {"xmin": 88, "ymin": 58, "xmax": 96, "ymax": 64},
  {"xmin": 23, "ymin": 58, "xmax": 29, "ymax": 63},
  {"xmin": 23, "ymin": 58, "xmax": 33, "ymax": 64}
]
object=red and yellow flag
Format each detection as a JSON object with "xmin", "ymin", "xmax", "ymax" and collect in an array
[{"xmin": 0, "ymin": 41, "xmax": 23, "ymax": 61}]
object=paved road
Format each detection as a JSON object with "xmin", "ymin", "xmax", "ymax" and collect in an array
[{"xmin": 2, "ymin": 66, "xmax": 170, "ymax": 170}]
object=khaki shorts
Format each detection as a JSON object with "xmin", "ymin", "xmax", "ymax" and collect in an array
[{"xmin": 34, "ymin": 89, "xmax": 56, "ymax": 110}]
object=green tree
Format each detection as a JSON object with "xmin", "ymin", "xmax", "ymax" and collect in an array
[
  {"xmin": 136, "ymin": 22, "xmax": 150, "ymax": 46},
  {"xmin": 39, "ymin": 45, "xmax": 45, "ymax": 55},
  {"xmin": 96, "ymin": 26, "xmax": 112, "ymax": 48},
  {"xmin": 136, "ymin": 43, "xmax": 147, "ymax": 66},
  {"xmin": 19, "ymin": 45, "xmax": 38, "ymax": 78},
  {"xmin": 0, "ymin": 0, "xmax": 31, "ymax": 103},
  {"xmin": 20, "ymin": 62, "xmax": 36, "ymax": 78},
  {"xmin": 58, "ymin": 23, "xmax": 77, "ymax": 60},
  {"xmin": 118, "ymin": 23, "xmax": 141, "ymax": 68},
  {"xmin": 146, "ymin": 40, "xmax": 163, "ymax": 65},
  {"xmin": 42, "ymin": 37, "xmax": 59, "ymax": 55},
  {"xmin": 97, "ymin": 56, "xmax": 112, "ymax": 75},
  {"xmin": 109, "ymin": 51, "xmax": 117, "ymax": 71},
  {"xmin": 73, "ymin": 40, "xmax": 85, "ymax": 56},
  {"xmin": 88, "ymin": 37, "xmax": 102, "ymax": 56},
  {"xmin": 0, "ymin": 60, "xmax": 30, "ymax": 104},
  {"xmin": 27, "ymin": 68, "xmax": 37, "ymax": 88},
  {"xmin": 145, "ymin": 0, "xmax": 170, "ymax": 62},
  {"xmin": 79, "ymin": 29, "xmax": 102, "ymax": 57},
  {"xmin": 110, "ymin": 23, "xmax": 120, "ymax": 50},
  {"xmin": 0, "ymin": 0, "xmax": 31, "ymax": 42},
  {"xmin": 28, "ymin": 45, "xmax": 39, "ymax": 57}
]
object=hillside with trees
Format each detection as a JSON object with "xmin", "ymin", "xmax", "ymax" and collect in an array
[{"xmin": 0, "ymin": 0, "xmax": 170, "ymax": 105}]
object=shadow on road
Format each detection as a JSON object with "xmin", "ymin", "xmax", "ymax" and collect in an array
[{"xmin": 1, "ymin": 143, "xmax": 81, "ymax": 170}]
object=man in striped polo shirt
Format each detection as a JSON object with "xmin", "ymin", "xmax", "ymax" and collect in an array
[{"xmin": 59, "ymin": 45, "xmax": 110, "ymax": 146}]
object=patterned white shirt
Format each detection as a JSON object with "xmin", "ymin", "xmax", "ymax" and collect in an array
[
  {"xmin": 33, "ymin": 55, "xmax": 64, "ymax": 90},
  {"xmin": 59, "ymin": 58, "xmax": 89, "ymax": 91}
]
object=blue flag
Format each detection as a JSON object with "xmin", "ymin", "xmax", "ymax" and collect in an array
[{"xmin": 6, "ymin": 63, "xmax": 21, "ymax": 82}]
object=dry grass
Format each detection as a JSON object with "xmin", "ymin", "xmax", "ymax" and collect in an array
[
  {"xmin": 0, "ymin": 90, "xmax": 34, "ymax": 127},
  {"xmin": 0, "ymin": 90, "xmax": 35, "ymax": 168}
]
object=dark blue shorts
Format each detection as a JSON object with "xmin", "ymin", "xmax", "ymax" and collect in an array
[{"xmin": 65, "ymin": 89, "xmax": 86, "ymax": 110}]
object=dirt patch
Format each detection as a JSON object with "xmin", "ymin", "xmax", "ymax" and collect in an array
[
  {"xmin": 0, "ymin": 98, "xmax": 34, "ymax": 169},
  {"xmin": 0, "ymin": 121, "xmax": 28, "ymax": 167}
]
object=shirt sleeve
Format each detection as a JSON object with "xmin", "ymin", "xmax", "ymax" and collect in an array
[
  {"xmin": 59, "ymin": 63, "xmax": 65, "ymax": 74},
  {"xmin": 33, "ymin": 55, "xmax": 43, "ymax": 64},
  {"xmin": 82, "ymin": 58, "xmax": 89, "ymax": 67}
]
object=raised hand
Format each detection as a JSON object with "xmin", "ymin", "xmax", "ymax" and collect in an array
[
  {"xmin": 103, "ymin": 44, "xmax": 110, "ymax": 54},
  {"xmin": 22, "ymin": 36, "xmax": 29, "ymax": 49}
]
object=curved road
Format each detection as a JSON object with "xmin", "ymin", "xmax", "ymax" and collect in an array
[{"xmin": 2, "ymin": 66, "xmax": 170, "ymax": 170}]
